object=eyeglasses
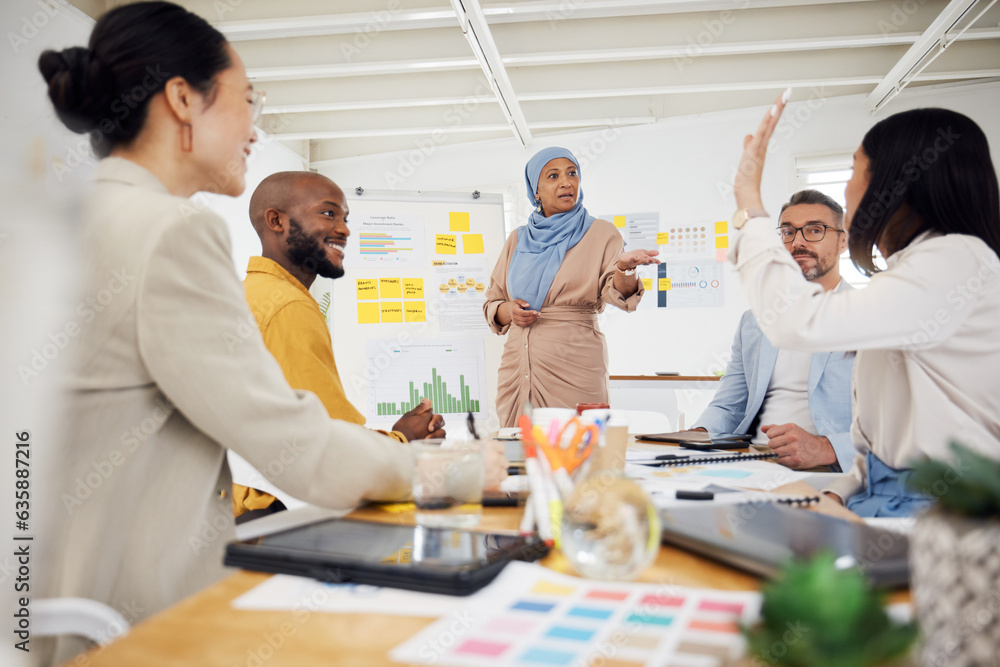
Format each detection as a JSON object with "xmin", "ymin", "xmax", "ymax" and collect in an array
[
  {"xmin": 777, "ymin": 223, "xmax": 844, "ymax": 244},
  {"xmin": 251, "ymin": 90, "xmax": 266, "ymax": 124}
]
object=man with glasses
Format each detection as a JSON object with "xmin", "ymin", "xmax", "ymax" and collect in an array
[{"xmin": 692, "ymin": 189, "xmax": 855, "ymax": 470}]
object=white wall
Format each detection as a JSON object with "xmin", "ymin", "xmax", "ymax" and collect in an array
[{"xmin": 314, "ymin": 82, "xmax": 1000, "ymax": 391}]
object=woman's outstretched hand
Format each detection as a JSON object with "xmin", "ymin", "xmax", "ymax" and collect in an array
[
  {"xmin": 733, "ymin": 88, "xmax": 790, "ymax": 211},
  {"xmin": 616, "ymin": 248, "xmax": 661, "ymax": 271}
]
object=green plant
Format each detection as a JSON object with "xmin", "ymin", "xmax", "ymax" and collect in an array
[
  {"xmin": 907, "ymin": 441, "xmax": 1000, "ymax": 518},
  {"xmin": 744, "ymin": 552, "xmax": 917, "ymax": 667}
]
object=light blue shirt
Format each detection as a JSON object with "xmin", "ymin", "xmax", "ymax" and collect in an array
[{"xmin": 694, "ymin": 281, "xmax": 856, "ymax": 470}]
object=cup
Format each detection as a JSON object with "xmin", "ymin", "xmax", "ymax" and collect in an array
[
  {"xmin": 590, "ymin": 411, "xmax": 628, "ymax": 474},
  {"xmin": 412, "ymin": 439, "xmax": 484, "ymax": 528}
]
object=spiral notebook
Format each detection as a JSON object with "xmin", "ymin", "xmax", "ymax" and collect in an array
[{"xmin": 633, "ymin": 452, "xmax": 778, "ymax": 467}]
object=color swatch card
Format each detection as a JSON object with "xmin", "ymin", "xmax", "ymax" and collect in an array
[{"xmin": 389, "ymin": 561, "xmax": 760, "ymax": 667}]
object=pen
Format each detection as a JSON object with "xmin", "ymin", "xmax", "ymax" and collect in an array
[{"xmin": 467, "ymin": 411, "xmax": 480, "ymax": 439}]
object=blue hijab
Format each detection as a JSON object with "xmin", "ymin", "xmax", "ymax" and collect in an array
[{"xmin": 507, "ymin": 147, "xmax": 595, "ymax": 311}]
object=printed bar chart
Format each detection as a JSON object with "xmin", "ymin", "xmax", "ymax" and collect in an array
[{"xmin": 367, "ymin": 339, "xmax": 488, "ymax": 418}]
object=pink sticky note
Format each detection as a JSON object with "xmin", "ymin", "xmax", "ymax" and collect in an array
[
  {"xmin": 716, "ymin": 247, "xmax": 728, "ymax": 262},
  {"xmin": 455, "ymin": 639, "xmax": 510, "ymax": 656}
]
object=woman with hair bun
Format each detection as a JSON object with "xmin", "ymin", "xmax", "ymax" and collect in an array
[
  {"xmin": 730, "ymin": 98, "xmax": 1000, "ymax": 518},
  {"xmin": 37, "ymin": 0, "xmax": 417, "ymax": 643}
]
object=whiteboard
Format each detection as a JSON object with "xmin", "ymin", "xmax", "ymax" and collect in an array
[{"xmin": 325, "ymin": 189, "xmax": 508, "ymax": 434}]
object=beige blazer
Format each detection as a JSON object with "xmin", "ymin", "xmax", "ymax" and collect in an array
[{"xmin": 40, "ymin": 158, "xmax": 412, "ymax": 628}]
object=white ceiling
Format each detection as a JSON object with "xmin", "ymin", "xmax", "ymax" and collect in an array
[{"xmin": 69, "ymin": 0, "xmax": 1000, "ymax": 166}]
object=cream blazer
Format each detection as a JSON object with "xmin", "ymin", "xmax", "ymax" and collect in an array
[{"xmin": 40, "ymin": 158, "xmax": 412, "ymax": 627}]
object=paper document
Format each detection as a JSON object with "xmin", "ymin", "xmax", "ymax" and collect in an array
[{"xmin": 233, "ymin": 573, "xmax": 467, "ymax": 617}]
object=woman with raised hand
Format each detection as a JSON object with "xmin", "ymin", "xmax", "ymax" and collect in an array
[
  {"xmin": 36, "ymin": 0, "xmax": 418, "ymax": 640},
  {"xmin": 730, "ymin": 98, "xmax": 1000, "ymax": 517},
  {"xmin": 484, "ymin": 147, "xmax": 660, "ymax": 427}
]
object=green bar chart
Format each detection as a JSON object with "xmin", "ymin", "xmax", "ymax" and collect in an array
[
  {"xmin": 375, "ymin": 371, "xmax": 480, "ymax": 417},
  {"xmin": 367, "ymin": 339, "xmax": 487, "ymax": 418}
]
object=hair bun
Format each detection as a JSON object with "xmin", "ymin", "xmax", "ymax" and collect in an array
[{"xmin": 38, "ymin": 47, "xmax": 114, "ymax": 133}]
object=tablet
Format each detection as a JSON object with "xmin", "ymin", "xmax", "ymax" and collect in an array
[
  {"xmin": 224, "ymin": 517, "xmax": 549, "ymax": 596},
  {"xmin": 639, "ymin": 430, "xmax": 751, "ymax": 444}
]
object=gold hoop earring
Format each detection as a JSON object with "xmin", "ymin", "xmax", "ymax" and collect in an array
[{"xmin": 180, "ymin": 123, "xmax": 193, "ymax": 153}]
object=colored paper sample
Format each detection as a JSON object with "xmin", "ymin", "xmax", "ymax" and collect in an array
[
  {"xmin": 463, "ymin": 233, "xmax": 485, "ymax": 254},
  {"xmin": 390, "ymin": 560, "xmax": 760, "ymax": 667},
  {"xmin": 656, "ymin": 232, "xmax": 670, "ymax": 245},
  {"xmin": 715, "ymin": 236, "xmax": 729, "ymax": 249},
  {"xmin": 379, "ymin": 277, "xmax": 402, "ymax": 298},
  {"xmin": 356, "ymin": 278, "xmax": 379, "ymax": 300},
  {"xmin": 357, "ymin": 302, "xmax": 380, "ymax": 324},
  {"xmin": 715, "ymin": 220, "xmax": 728, "ymax": 234},
  {"xmin": 404, "ymin": 302, "xmax": 426, "ymax": 322},
  {"xmin": 380, "ymin": 302, "xmax": 403, "ymax": 323},
  {"xmin": 436, "ymin": 234, "xmax": 458, "ymax": 254},
  {"xmin": 716, "ymin": 248, "xmax": 728, "ymax": 262},
  {"xmin": 613, "ymin": 215, "xmax": 626, "ymax": 228},
  {"xmin": 402, "ymin": 278, "xmax": 424, "ymax": 299},
  {"xmin": 449, "ymin": 211, "xmax": 471, "ymax": 232}
]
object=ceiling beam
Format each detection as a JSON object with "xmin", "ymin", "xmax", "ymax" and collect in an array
[
  {"xmin": 259, "ymin": 70, "xmax": 1000, "ymax": 116},
  {"xmin": 245, "ymin": 27, "xmax": 1000, "ymax": 82},
  {"xmin": 218, "ymin": 0, "xmax": 882, "ymax": 41},
  {"xmin": 268, "ymin": 117, "xmax": 655, "ymax": 141},
  {"xmin": 866, "ymin": 0, "xmax": 998, "ymax": 112}
]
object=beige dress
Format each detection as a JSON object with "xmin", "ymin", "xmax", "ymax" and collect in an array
[{"xmin": 483, "ymin": 219, "xmax": 644, "ymax": 427}]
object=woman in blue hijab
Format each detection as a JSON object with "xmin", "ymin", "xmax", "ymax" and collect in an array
[{"xmin": 483, "ymin": 147, "xmax": 660, "ymax": 427}]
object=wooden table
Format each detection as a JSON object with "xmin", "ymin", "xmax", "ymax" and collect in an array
[{"xmin": 71, "ymin": 459, "xmax": 910, "ymax": 666}]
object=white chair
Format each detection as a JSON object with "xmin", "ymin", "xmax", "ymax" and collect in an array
[
  {"xmin": 610, "ymin": 409, "xmax": 672, "ymax": 436},
  {"xmin": 33, "ymin": 598, "xmax": 130, "ymax": 646}
]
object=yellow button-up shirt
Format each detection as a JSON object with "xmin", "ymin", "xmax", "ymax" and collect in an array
[{"xmin": 234, "ymin": 257, "xmax": 406, "ymax": 515}]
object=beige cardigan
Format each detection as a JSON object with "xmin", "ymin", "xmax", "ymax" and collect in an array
[{"xmin": 39, "ymin": 158, "xmax": 412, "ymax": 629}]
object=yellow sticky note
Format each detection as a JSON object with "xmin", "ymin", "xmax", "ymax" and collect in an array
[
  {"xmin": 659, "ymin": 278, "xmax": 671, "ymax": 291},
  {"xmin": 436, "ymin": 234, "xmax": 457, "ymax": 254},
  {"xmin": 715, "ymin": 220, "xmax": 728, "ymax": 234},
  {"xmin": 448, "ymin": 211, "xmax": 470, "ymax": 232},
  {"xmin": 656, "ymin": 232, "xmax": 670, "ymax": 245},
  {"xmin": 402, "ymin": 278, "xmax": 424, "ymax": 299},
  {"xmin": 613, "ymin": 215, "xmax": 626, "ymax": 228},
  {"xmin": 379, "ymin": 277, "xmax": 401, "ymax": 298},
  {"xmin": 380, "ymin": 302, "xmax": 403, "ymax": 323},
  {"xmin": 531, "ymin": 580, "xmax": 577, "ymax": 596},
  {"xmin": 357, "ymin": 302, "xmax": 380, "ymax": 324},
  {"xmin": 404, "ymin": 301, "xmax": 426, "ymax": 322},
  {"xmin": 463, "ymin": 233, "xmax": 485, "ymax": 254},
  {"xmin": 641, "ymin": 278, "xmax": 653, "ymax": 291},
  {"xmin": 375, "ymin": 502, "xmax": 416, "ymax": 513},
  {"xmin": 715, "ymin": 235, "xmax": 729, "ymax": 249},
  {"xmin": 356, "ymin": 278, "xmax": 378, "ymax": 300}
]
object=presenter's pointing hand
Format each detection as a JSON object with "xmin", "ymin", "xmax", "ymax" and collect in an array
[
  {"xmin": 616, "ymin": 249, "xmax": 660, "ymax": 271},
  {"xmin": 506, "ymin": 299, "xmax": 540, "ymax": 328}
]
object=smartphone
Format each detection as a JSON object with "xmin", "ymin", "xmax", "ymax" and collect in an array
[
  {"xmin": 677, "ymin": 439, "xmax": 752, "ymax": 451},
  {"xmin": 655, "ymin": 371, "xmax": 680, "ymax": 376}
]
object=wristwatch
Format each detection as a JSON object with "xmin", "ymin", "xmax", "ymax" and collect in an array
[
  {"xmin": 732, "ymin": 207, "xmax": 769, "ymax": 229},
  {"xmin": 616, "ymin": 263, "xmax": 636, "ymax": 276}
]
